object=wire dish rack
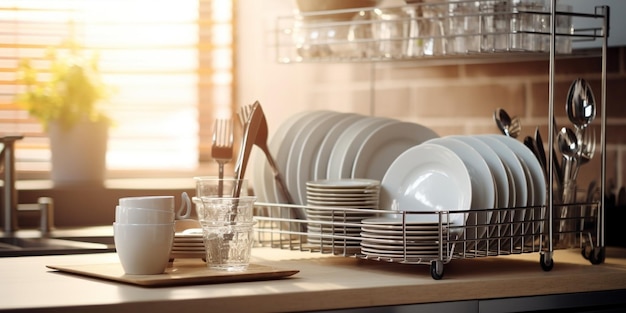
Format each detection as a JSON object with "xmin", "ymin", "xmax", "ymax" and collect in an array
[
  {"xmin": 275, "ymin": 0, "xmax": 608, "ymax": 63},
  {"xmin": 263, "ymin": 0, "xmax": 610, "ymax": 280},
  {"xmin": 253, "ymin": 201, "xmax": 600, "ymax": 280}
]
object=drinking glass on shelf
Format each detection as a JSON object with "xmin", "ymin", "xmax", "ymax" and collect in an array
[
  {"xmin": 448, "ymin": 0, "xmax": 480, "ymax": 54},
  {"xmin": 537, "ymin": 3, "xmax": 573, "ymax": 54},
  {"xmin": 371, "ymin": 7, "xmax": 409, "ymax": 59},
  {"xmin": 479, "ymin": 0, "xmax": 511, "ymax": 52},
  {"xmin": 509, "ymin": 0, "xmax": 545, "ymax": 52},
  {"xmin": 421, "ymin": 1, "xmax": 448, "ymax": 56},
  {"xmin": 348, "ymin": 10, "xmax": 377, "ymax": 58}
]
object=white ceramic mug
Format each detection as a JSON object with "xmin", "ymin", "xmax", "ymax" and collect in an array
[
  {"xmin": 113, "ymin": 222, "xmax": 175, "ymax": 275},
  {"xmin": 115, "ymin": 206, "xmax": 175, "ymax": 224},
  {"xmin": 119, "ymin": 195, "xmax": 174, "ymax": 211}
]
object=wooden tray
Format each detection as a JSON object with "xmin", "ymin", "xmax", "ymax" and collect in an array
[{"xmin": 46, "ymin": 259, "xmax": 299, "ymax": 287}]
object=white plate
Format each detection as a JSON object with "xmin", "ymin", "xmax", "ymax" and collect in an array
[
  {"xmin": 306, "ymin": 178, "xmax": 380, "ymax": 189},
  {"xmin": 313, "ymin": 114, "xmax": 367, "ymax": 181},
  {"xmin": 360, "ymin": 246, "xmax": 440, "ymax": 256},
  {"xmin": 361, "ymin": 242, "xmax": 440, "ymax": 252},
  {"xmin": 361, "ymin": 225, "xmax": 442, "ymax": 232},
  {"xmin": 327, "ymin": 117, "xmax": 394, "ymax": 179},
  {"xmin": 284, "ymin": 111, "xmax": 337, "ymax": 205},
  {"xmin": 306, "ymin": 213, "xmax": 368, "ymax": 221},
  {"xmin": 307, "ymin": 224, "xmax": 361, "ymax": 233},
  {"xmin": 477, "ymin": 135, "xmax": 528, "ymax": 208},
  {"xmin": 380, "ymin": 143, "xmax": 472, "ymax": 225},
  {"xmin": 254, "ymin": 110, "xmax": 312, "ymax": 203},
  {"xmin": 425, "ymin": 137, "xmax": 496, "ymax": 246},
  {"xmin": 451, "ymin": 135, "xmax": 512, "ymax": 249},
  {"xmin": 306, "ymin": 199, "xmax": 379, "ymax": 206},
  {"xmin": 490, "ymin": 135, "xmax": 546, "ymax": 207},
  {"xmin": 287, "ymin": 112, "xmax": 352, "ymax": 205},
  {"xmin": 351, "ymin": 122, "xmax": 439, "ymax": 180},
  {"xmin": 451, "ymin": 136, "xmax": 509, "ymax": 209},
  {"xmin": 360, "ymin": 233, "xmax": 443, "ymax": 242},
  {"xmin": 362, "ymin": 215, "xmax": 450, "ymax": 227},
  {"xmin": 475, "ymin": 135, "xmax": 528, "ymax": 246},
  {"xmin": 426, "ymin": 137, "xmax": 496, "ymax": 210},
  {"xmin": 279, "ymin": 111, "xmax": 333, "ymax": 204},
  {"xmin": 307, "ymin": 194, "xmax": 379, "ymax": 201},
  {"xmin": 305, "ymin": 208, "xmax": 378, "ymax": 216},
  {"xmin": 490, "ymin": 135, "xmax": 547, "ymax": 240}
]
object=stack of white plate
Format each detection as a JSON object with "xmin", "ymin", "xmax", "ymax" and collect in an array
[
  {"xmin": 305, "ymin": 179, "xmax": 380, "ymax": 253},
  {"xmin": 253, "ymin": 111, "xmax": 439, "ymax": 216},
  {"xmin": 170, "ymin": 230, "xmax": 205, "ymax": 259},
  {"xmin": 360, "ymin": 216, "xmax": 448, "ymax": 261},
  {"xmin": 378, "ymin": 134, "xmax": 546, "ymax": 252}
]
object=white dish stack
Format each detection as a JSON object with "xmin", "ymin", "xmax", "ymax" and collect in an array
[
  {"xmin": 170, "ymin": 228, "xmax": 205, "ymax": 260},
  {"xmin": 360, "ymin": 216, "xmax": 450, "ymax": 261},
  {"xmin": 169, "ymin": 207, "xmax": 205, "ymax": 260},
  {"xmin": 305, "ymin": 179, "xmax": 380, "ymax": 253}
]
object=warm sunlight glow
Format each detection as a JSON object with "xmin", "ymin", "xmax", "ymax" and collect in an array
[
  {"xmin": 75, "ymin": 0, "xmax": 200, "ymax": 169},
  {"xmin": 4, "ymin": 0, "xmax": 234, "ymax": 172}
]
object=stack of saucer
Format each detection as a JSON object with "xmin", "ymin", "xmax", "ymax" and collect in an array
[
  {"xmin": 305, "ymin": 179, "xmax": 380, "ymax": 253},
  {"xmin": 170, "ymin": 219, "xmax": 205, "ymax": 260},
  {"xmin": 359, "ymin": 216, "xmax": 449, "ymax": 261}
]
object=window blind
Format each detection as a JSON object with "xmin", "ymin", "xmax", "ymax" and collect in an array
[{"xmin": 0, "ymin": 0, "xmax": 234, "ymax": 176}]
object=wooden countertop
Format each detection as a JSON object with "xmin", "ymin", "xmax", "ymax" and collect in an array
[{"xmin": 2, "ymin": 247, "xmax": 626, "ymax": 312}]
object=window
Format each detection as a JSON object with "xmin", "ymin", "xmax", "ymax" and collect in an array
[{"xmin": 0, "ymin": 0, "xmax": 234, "ymax": 177}]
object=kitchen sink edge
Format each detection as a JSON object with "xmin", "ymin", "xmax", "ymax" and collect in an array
[{"xmin": 0, "ymin": 226, "xmax": 115, "ymax": 257}]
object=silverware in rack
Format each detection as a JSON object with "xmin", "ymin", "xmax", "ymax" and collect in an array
[
  {"xmin": 236, "ymin": 102, "xmax": 296, "ymax": 207},
  {"xmin": 211, "ymin": 119, "xmax": 234, "ymax": 197}
]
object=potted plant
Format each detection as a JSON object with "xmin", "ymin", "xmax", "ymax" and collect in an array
[{"xmin": 16, "ymin": 40, "xmax": 112, "ymax": 186}]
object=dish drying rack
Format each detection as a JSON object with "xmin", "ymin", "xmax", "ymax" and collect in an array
[
  {"xmin": 253, "ymin": 201, "xmax": 600, "ymax": 280},
  {"xmin": 261, "ymin": 1, "xmax": 610, "ymax": 279}
]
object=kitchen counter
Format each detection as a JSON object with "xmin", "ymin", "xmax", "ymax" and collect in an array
[{"xmin": 2, "ymin": 247, "xmax": 626, "ymax": 312}]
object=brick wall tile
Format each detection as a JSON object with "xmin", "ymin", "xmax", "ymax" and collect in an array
[
  {"xmin": 376, "ymin": 64, "xmax": 460, "ymax": 80},
  {"xmin": 408, "ymin": 83, "xmax": 526, "ymax": 118}
]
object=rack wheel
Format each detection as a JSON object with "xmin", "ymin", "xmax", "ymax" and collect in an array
[
  {"xmin": 540, "ymin": 252, "xmax": 554, "ymax": 271},
  {"xmin": 430, "ymin": 260, "xmax": 444, "ymax": 280},
  {"xmin": 588, "ymin": 247, "xmax": 605, "ymax": 265}
]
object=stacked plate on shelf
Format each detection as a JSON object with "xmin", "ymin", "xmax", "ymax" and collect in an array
[{"xmin": 305, "ymin": 179, "xmax": 380, "ymax": 253}]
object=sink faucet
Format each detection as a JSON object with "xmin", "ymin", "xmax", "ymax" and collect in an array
[{"xmin": 1, "ymin": 135, "xmax": 24, "ymax": 236}]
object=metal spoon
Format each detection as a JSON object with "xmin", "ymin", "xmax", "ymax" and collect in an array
[
  {"xmin": 557, "ymin": 126, "xmax": 580, "ymax": 241},
  {"xmin": 494, "ymin": 108, "xmax": 520, "ymax": 138},
  {"xmin": 557, "ymin": 126, "xmax": 580, "ymax": 185},
  {"xmin": 565, "ymin": 78, "xmax": 596, "ymax": 131}
]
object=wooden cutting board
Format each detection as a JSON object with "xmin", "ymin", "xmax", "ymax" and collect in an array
[{"xmin": 46, "ymin": 259, "xmax": 299, "ymax": 287}]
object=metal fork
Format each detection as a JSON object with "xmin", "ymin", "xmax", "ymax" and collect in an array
[{"xmin": 211, "ymin": 118, "xmax": 233, "ymax": 197}]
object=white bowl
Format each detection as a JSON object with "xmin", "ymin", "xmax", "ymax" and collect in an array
[{"xmin": 113, "ymin": 222, "xmax": 175, "ymax": 275}]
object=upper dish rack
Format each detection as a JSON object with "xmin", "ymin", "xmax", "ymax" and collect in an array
[{"xmin": 275, "ymin": 0, "xmax": 608, "ymax": 63}]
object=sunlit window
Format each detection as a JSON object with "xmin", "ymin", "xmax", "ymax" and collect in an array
[{"xmin": 0, "ymin": 0, "xmax": 233, "ymax": 175}]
